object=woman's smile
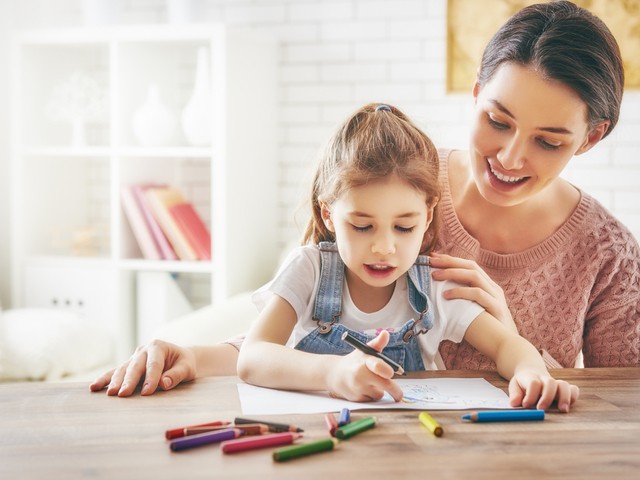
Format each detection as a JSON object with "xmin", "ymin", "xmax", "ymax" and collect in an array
[{"xmin": 485, "ymin": 159, "xmax": 530, "ymax": 191}]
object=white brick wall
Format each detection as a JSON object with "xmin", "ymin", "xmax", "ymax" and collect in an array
[{"xmin": 10, "ymin": 0, "xmax": 640, "ymax": 251}]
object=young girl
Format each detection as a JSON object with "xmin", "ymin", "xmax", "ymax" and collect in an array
[{"xmin": 237, "ymin": 103, "xmax": 579, "ymax": 411}]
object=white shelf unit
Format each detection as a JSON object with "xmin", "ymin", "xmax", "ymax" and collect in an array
[{"xmin": 10, "ymin": 25, "xmax": 278, "ymax": 360}]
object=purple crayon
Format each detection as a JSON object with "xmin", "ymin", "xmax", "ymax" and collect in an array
[{"xmin": 169, "ymin": 428, "xmax": 242, "ymax": 452}]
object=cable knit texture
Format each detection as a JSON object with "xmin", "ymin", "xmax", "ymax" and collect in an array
[{"xmin": 436, "ymin": 149, "xmax": 640, "ymax": 369}]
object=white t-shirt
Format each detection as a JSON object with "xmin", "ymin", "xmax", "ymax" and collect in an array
[{"xmin": 252, "ymin": 245, "xmax": 484, "ymax": 370}]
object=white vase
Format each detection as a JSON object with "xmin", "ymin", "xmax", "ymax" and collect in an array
[
  {"xmin": 132, "ymin": 84, "xmax": 176, "ymax": 147},
  {"xmin": 181, "ymin": 47, "xmax": 212, "ymax": 146}
]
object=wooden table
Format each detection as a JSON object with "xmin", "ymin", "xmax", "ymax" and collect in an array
[{"xmin": 1, "ymin": 368, "xmax": 638, "ymax": 479}]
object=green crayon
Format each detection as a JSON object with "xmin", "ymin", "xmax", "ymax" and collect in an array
[
  {"xmin": 334, "ymin": 416, "xmax": 376, "ymax": 440},
  {"xmin": 272, "ymin": 438, "xmax": 336, "ymax": 461}
]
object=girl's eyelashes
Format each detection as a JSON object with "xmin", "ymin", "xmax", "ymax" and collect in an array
[{"xmin": 350, "ymin": 224, "xmax": 415, "ymax": 233}]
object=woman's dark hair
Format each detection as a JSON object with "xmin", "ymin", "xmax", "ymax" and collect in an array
[{"xmin": 477, "ymin": 1, "xmax": 624, "ymax": 138}]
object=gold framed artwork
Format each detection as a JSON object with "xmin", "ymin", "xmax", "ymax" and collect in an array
[{"xmin": 447, "ymin": 0, "xmax": 640, "ymax": 92}]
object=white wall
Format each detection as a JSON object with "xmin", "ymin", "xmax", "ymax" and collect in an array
[{"xmin": 1, "ymin": 0, "xmax": 639, "ymax": 306}]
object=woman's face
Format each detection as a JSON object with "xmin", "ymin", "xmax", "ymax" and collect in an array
[{"xmin": 469, "ymin": 62, "xmax": 606, "ymax": 208}]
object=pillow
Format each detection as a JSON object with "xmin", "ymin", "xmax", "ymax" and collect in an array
[
  {"xmin": 154, "ymin": 292, "xmax": 257, "ymax": 346},
  {"xmin": 0, "ymin": 308, "xmax": 114, "ymax": 382}
]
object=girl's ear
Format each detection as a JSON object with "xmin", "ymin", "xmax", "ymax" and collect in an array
[
  {"xmin": 575, "ymin": 121, "xmax": 609, "ymax": 155},
  {"xmin": 320, "ymin": 202, "xmax": 335, "ymax": 232},
  {"xmin": 425, "ymin": 199, "xmax": 438, "ymax": 227}
]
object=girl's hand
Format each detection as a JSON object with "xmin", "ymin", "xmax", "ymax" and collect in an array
[
  {"xmin": 508, "ymin": 371, "xmax": 580, "ymax": 413},
  {"xmin": 89, "ymin": 339, "xmax": 197, "ymax": 397},
  {"xmin": 326, "ymin": 330, "xmax": 404, "ymax": 402},
  {"xmin": 429, "ymin": 252, "xmax": 516, "ymax": 330}
]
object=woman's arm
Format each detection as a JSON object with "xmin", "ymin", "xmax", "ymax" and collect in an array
[
  {"xmin": 429, "ymin": 252, "xmax": 517, "ymax": 331},
  {"xmin": 463, "ymin": 312, "xmax": 579, "ymax": 412},
  {"xmin": 237, "ymin": 295, "xmax": 403, "ymax": 402}
]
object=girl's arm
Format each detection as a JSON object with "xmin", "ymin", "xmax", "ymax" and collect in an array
[
  {"xmin": 237, "ymin": 294, "xmax": 404, "ymax": 402},
  {"xmin": 463, "ymin": 312, "xmax": 579, "ymax": 412},
  {"xmin": 90, "ymin": 341, "xmax": 238, "ymax": 397}
]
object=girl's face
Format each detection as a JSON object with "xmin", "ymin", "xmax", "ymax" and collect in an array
[
  {"xmin": 469, "ymin": 62, "xmax": 607, "ymax": 208},
  {"xmin": 321, "ymin": 175, "xmax": 434, "ymax": 292}
]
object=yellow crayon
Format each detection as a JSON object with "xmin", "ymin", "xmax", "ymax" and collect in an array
[{"xmin": 419, "ymin": 412, "xmax": 443, "ymax": 437}]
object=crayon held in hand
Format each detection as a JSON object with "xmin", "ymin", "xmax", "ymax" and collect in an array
[
  {"xmin": 462, "ymin": 410, "xmax": 545, "ymax": 423},
  {"xmin": 272, "ymin": 438, "xmax": 337, "ymax": 462},
  {"xmin": 341, "ymin": 331, "xmax": 406, "ymax": 376}
]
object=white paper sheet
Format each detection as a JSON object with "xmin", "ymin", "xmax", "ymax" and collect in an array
[{"xmin": 237, "ymin": 378, "xmax": 512, "ymax": 415}]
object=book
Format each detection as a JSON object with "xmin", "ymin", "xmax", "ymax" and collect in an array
[
  {"xmin": 144, "ymin": 187, "xmax": 199, "ymax": 261},
  {"xmin": 120, "ymin": 185, "xmax": 162, "ymax": 260},
  {"xmin": 169, "ymin": 203, "xmax": 212, "ymax": 260},
  {"xmin": 131, "ymin": 184, "xmax": 178, "ymax": 261}
]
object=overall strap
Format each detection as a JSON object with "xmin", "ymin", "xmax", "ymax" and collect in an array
[
  {"xmin": 404, "ymin": 255, "xmax": 434, "ymax": 341},
  {"xmin": 312, "ymin": 242, "xmax": 344, "ymax": 333}
]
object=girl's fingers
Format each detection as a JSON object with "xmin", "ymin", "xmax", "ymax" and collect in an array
[
  {"xmin": 89, "ymin": 368, "xmax": 116, "ymax": 392},
  {"xmin": 508, "ymin": 377, "xmax": 526, "ymax": 407}
]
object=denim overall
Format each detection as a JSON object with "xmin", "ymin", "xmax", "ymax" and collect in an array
[{"xmin": 294, "ymin": 242, "xmax": 435, "ymax": 372}]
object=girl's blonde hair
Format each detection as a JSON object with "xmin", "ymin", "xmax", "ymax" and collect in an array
[{"xmin": 303, "ymin": 103, "xmax": 440, "ymax": 254}]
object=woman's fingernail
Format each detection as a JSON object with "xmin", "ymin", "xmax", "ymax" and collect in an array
[{"xmin": 162, "ymin": 377, "xmax": 172, "ymax": 389}]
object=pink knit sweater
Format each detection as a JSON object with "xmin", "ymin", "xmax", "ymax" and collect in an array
[{"xmin": 436, "ymin": 150, "xmax": 640, "ymax": 369}]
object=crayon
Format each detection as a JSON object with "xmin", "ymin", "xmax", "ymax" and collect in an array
[
  {"xmin": 221, "ymin": 432, "xmax": 303, "ymax": 454},
  {"xmin": 165, "ymin": 420, "xmax": 231, "ymax": 440},
  {"xmin": 337, "ymin": 408, "xmax": 351, "ymax": 427},
  {"xmin": 169, "ymin": 428, "xmax": 242, "ymax": 452},
  {"xmin": 324, "ymin": 413, "xmax": 338, "ymax": 436},
  {"xmin": 462, "ymin": 410, "xmax": 545, "ymax": 423},
  {"xmin": 234, "ymin": 417, "xmax": 303, "ymax": 433},
  {"xmin": 341, "ymin": 331, "xmax": 406, "ymax": 376},
  {"xmin": 183, "ymin": 425, "xmax": 234, "ymax": 436},
  {"xmin": 419, "ymin": 412, "xmax": 443, "ymax": 437},
  {"xmin": 273, "ymin": 438, "xmax": 337, "ymax": 462},
  {"xmin": 335, "ymin": 416, "xmax": 376, "ymax": 440},
  {"xmin": 187, "ymin": 423, "xmax": 269, "ymax": 436}
]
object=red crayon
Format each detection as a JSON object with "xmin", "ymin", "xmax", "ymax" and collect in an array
[
  {"xmin": 324, "ymin": 413, "xmax": 338, "ymax": 436},
  {"xmin": 165, "ymin": 421, "xmax": 231, "ymax": 440},
  {"xmin": 221, "ymin": 432, "xmax": 303, "ymax": 454}
]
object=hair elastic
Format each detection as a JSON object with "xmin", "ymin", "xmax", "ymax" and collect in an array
[{"xmin": 375, "ymin": 104, "xmax": 392, "ymax": 112}]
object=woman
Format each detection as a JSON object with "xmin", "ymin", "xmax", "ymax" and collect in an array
[
  {"xmin": 91, "ymin": 1, "xmax": 639, "ymax": 397},
  {"xmin": 430, "ymin": 0, "xmax": 639, "ymax": 370}
]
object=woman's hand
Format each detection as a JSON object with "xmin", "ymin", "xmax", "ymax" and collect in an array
[
  {"xmin": 89, "ymin": 339, "xmax": 197, "ymax": 397},
  {"xmin": 508, "ymin": 371, "xmax": 580, "ymax": 413},
  {"xmin": 429, "ymin": 252, "xmax": 516, "ymax": 331},
  {"xmin": 326, "ymin": 330, "xmax": 404, "ymax": 403}
]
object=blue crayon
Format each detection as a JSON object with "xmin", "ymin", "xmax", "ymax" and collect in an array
[
  {"xmin": 337, "ymin": 408, "xmax": 351, "ymax": 427},
  {"xmin": 462, "ymin": 410, "xmax": 545, "ymax": 423}
]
